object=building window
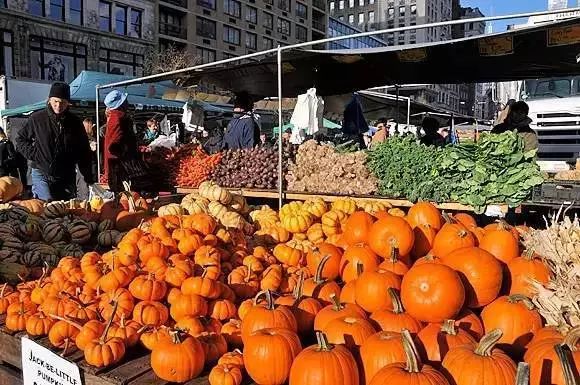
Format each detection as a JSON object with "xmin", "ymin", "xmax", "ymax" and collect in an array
[
  {"xmin": 223, "ymin": 25, "xmax": 241, "ymax": 45},
  {"xmin": 30, "ymin": 36, "xmax": 87, "ymax": 82},
  {"xmin": 358, "ymin": 0, "xmax": 364, "ymax": 6},
  {"xmin": 130, "ymin": 9, "xmax": 142, "ymax": 37},
  {"xmin": 29, "ymin": 0, "xmax": 45, "ymax": 16},
  {"xmin": 196, "ymin": 17, "xmax": 216, "ymax": 39},
  {"xmin": 296, "ymin": 3, "xmax": 307, "ymax": 18},
  {"xmin": 278, "ymin": 0, "xmax": 289, "ymax": 12},
  {"xmin": 115, "ymin": 5, "xmax": 127, "ymax": 35},
  {"xmin": 410, "ymin": 4, "xmax": 416, "ymax": 14},
  {"xmin": 264, "ymin": 0, "xmax": 273, "ymax": 4},
  {"xmin": 99, "ymin": 48, "xmax": 143, "ymax": 76},
  {"xmin": 223, "ymin": 53, "xmax": 237, "ymax": 59},
  {"xmin": 368, "ymin": 11, "xmax": 374, "ymax": 23},
  {"xmin": 348, "ymin": 0, "xmax": 354, "ymax": 7},
  {"xmin": 399, "ymin": 6, "xmax": 405, "ymax": 16},
  {"xmin": 329, "ymin": 1, "xmax": 334, "ymax": 11},
  {"xmin": 245, "ymin": 32, "xmax": 257, "ymax": 49},
  {"xmin": 0, "ymin": 31, "xmax": 13, "ymax": 77},
  {"xmin": 70, "ymin": 0, "xmax": 82, "ymax": 25},
  {"xmin": 246, "ymin": 6, "xmax": 257, "ymax": 23},
  {"xmin": 160, "ymin": 11, "xmax": 184, "ymax": 38},
  {"xmin": 263, "ymin": 12, "xmax": 273, "ymax": 29},
  {"xmin": 296, "ymin": 25, "xmax": 307, "ymax": 41},
  {"xmin": 369, "ymin": 0, "xmax": 374, "ymax": 4},
  {"xmin": 197, "ymin": 0, "xmax": 216, "ymax": 10},
  {"xmin": 338, "ymin": 15, "xmax": 344, "ymax": 21},
  {"xmin": 224, "ymin": 0, "xmax": 241, "ymax": 18},
  {"xmin": 197, "ymin": 47, "xmax": 216, "ymax": 63},
  {"xmin": 338, "ymin": 0, "xmax": 344, "ymax": 9},
  {"xmin": 49, "ymin": 0, "xmax": 65, "ymax": 21},
  {"xmin": 388, "ymin": 7, "xmax": 394, "ymax": 18},
  {"xmin": 99, "ymin": 1, "xmax": 111, "ymax": 31},
  {"xmin": 263, "ymin": 37, "xmax": 273, "ymax": 49},
  {"xmin": 348, "ymin": 14, "xmax": 354, "ymax": 23},
  {"xmin": 358, "ymin": 13, "xmax": 364, "ymax": 24},
  {"xmin": 277, "ymin": 18, "xmax": 290, "ymax": 35}
]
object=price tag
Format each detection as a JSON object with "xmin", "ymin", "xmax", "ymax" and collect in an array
[
  {"xmin": 21, "ymin": 337, "xmax": 82, "ymax": 385},
  {"xmin": 547, "ymin": 24, "xmax": 580, "ymax": 47},
  {"xmin": 397, "ymin": 48, "xmax": 428, "ymax": 62},
  {"xmin": 479, "ymin": 36, "xmax": 513, "ymax": 57}
]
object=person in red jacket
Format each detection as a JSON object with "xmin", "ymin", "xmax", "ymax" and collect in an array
[{"xmin": 103, "ymin": 90, "xmax": 139, "ymax": 193}]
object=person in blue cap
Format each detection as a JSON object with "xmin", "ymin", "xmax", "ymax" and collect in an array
[
  {"xmin": 15, "ymin": 82, "xmax": 94, "ymax": 201},
  {"xmin": 103, "ymin": 90, "xmax": 139, "ymax": 193}
]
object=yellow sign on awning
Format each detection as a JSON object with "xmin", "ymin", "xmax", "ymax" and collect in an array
[
  {"xmin": 397, "ymin": 48, "xmax": 428, "ymax": 62},
  {"xmin": 547, "ymin": 24, "xmax": 580, "ymax": 47},
  {"xmin": 479, "ymin": 36, "xmax": 513, "ymax": 56}
]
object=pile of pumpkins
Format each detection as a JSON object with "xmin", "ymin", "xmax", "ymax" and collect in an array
[{"xmin": 1, "ymin": 198, "xmax": 577, "ymax": 385}]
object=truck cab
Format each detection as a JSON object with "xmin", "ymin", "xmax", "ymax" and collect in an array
[{"xmin": 521, "ymin": 77, "xmax": 580, "ymax": 161}]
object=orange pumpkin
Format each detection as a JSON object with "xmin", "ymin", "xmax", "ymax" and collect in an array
[
  {"xmin": 368, "ymin": 216, "xmax": 414, "ymax": 259},
  {"xmin": 354, "ymin": 269, "xmax": 402, "ymax": 313},
  {"xmin": 240, "ymin": 290, "xmax": 297, "ymax": 342},
  {"xmin": 407, "ymin": 201, "xmax": 443, "ymax": 230},
  {"xmin": 306, "ymin": 243, "xmax": 342, "ymax": 281},
  {"xmin": 342, "ymin": 211, "xmax": 375, "ymax": 246},
  {"xmin": 339, "ymin": 244, "xmax": 379, "ymax": 283}
]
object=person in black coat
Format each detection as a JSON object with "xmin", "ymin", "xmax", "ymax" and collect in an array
[
  {"xmin": 224, "ymin": 92, "xmax": 260, "ymax": 150},
  {"xmin": 0, "ymin": 128, "xmax": 17, "ymax": 178},
  {"xmin": 15, "ymin": 82, "xmax": 94, "ymax": 201}
]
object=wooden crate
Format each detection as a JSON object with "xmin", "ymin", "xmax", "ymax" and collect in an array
[{"xmin": 0, "ymin": 315, "xmax": 251, "ymax": 385}]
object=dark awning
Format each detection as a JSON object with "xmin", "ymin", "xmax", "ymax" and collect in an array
[{"xmin": 175, "ymin": 17, "xmax": 580, "ymax": 98}]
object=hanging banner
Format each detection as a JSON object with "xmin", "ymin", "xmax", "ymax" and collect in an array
[
  {"xmin": 397, "ymin": 48, "xmax": 428, "ymax": 62},
  {"xmin": 479, "ymin": 36, "xmax": 514, "ymax": 56},
  {"xmin": 21, "ymin": 337, "xmax": 82, "ymax": 385},
  {"xmin": 547, "ymin": 24, "xmax": 580, "ymax": 47}
]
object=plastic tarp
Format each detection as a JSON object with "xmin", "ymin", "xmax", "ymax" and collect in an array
[
  {"xmin": 0, "ymin": 71, "xmax": 227, "ymax": 118},
  {"xmin": 164, "ymin": 17, "xmax": 580, "ymax": 98},
  {"xmin": 272, "ymin": 118, "xmax": 341, "ymax": 134}
]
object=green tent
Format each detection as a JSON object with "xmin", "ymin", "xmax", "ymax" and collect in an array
[{"xmin": 272, "ymin": 118, "xmax": 341, "ymax": 135}]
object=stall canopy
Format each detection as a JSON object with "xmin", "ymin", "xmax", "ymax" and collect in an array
[
  {"xmin": 0, "ymin": 71, "xmax": 227, "ymax": 118},
  {"xmin": 143, "ymin": 17, "xmax": 580, "ymax": 98}
]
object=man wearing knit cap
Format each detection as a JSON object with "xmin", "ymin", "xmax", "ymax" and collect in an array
[{"xmin": 15, "ymin": 82, "xmax": 94, "ymax": 201}]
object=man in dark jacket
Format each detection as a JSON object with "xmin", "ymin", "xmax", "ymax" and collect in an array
[
  {"xmin": 224, "ymin": 92, "xmax": 260, "ymax": 150},
  {"xmin": 15, "ymin": 82, "xmax": 94, "ymax": 201},
  {"xmin": 491, "ymin": 101, "xmax": 538, "ymax": 152}
]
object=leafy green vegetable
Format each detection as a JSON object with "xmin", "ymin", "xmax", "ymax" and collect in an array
[{"xmin": 367, "ymin": 131, "xmax": 544, "ymax": 212}]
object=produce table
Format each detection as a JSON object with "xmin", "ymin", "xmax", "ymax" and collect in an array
[
  {"xmin": 0, "ymin": 315, "xmax": 253, "ymax": 385},
  {"xmin": 175, "ymin": 187, "xmax": 510, "ymax": 213}
]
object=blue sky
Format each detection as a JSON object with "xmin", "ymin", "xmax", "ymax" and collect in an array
[{"xmin": 461, "ymin": 0, "xmax": 576, "ymax": 32}]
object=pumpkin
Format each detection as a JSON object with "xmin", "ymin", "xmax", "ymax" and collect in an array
[
  {"xmin": 431, "ymin": 221, "xmax": 476, "ymax": 258},
  {"xmin": 151, "ymin": 330, "xmax": 206, "ymax": 382},
  {"xmin": 289, "ymin": 331, "xmax": 359, "ymax": 385},
  {"xmin": 5, "ymin": 300, "xmax": 34, "ymax": 332},
  {"xmin": 181, "ymin": 274, "xmax": 221, "ymax": 299},
  {"xmin": 25, "ymin": 312, "xmax": 55, "ymax": 336},
  {"xmin": 209, "ymin": 299, "xmax": 237, "ymax": 321},
  {"xmin": 524, "ymin": 327, "xmax": 580, "ymax": 385},
  {"xmin": 321, "ymin": 210, "xmax": 348, "ymax": 237},
  {"xmin": 342, "ymin": 211, "xmax": 375, "ymax": 246},
  {"xmin": 98, "ymin": 288, "xmax": 134, "ymax": 322},
  {"xmin": 157, "ymin": 203, "xmax": 184, "ymax": 217},
  {"xmin": 281, "ymin": 210, "xmax": 313, "ymax": 234},
  {"xmin": 306, "ymin": 242, "xmax": 342, "ymax": 281},
  {"xmin": 221, "ymin": 319, "xmax": 243, "ymax": 348},
  {"xmin": 340, "ymin": 279, "xmax": 357, "ymax": 304},
  {"xmin": 199, "ymin": 181, "xmax": 232, "ymax": 204},
  {"xmin": 331, "ymin": 198, "xmax": 357, "ymax": 215},
  {"xmin": 129, "ymin": 273, "xmax": 167, "ymax": 301},
  {"xmin": 140, "ymin": 326, "xmax": 172, "ymax": 351},
  {"xmin": 441, "ymin": 247, "xmax": 503, "ymax": 308},
  {"xmin": 227, "ymin": 266, "xmax": 259, "ymax": 299},
  {"xmin": 480, "ymin": 295, "xmax": 543, "ymax": 359},
  {"xmin": 303, "ymin": 198, "xmax": 328, "ymax": 218},
  {"xmin": 441, "ymin": 329, "xmax": 517, "ymax": 385},
  {"xmin": 47, "ymin": 319, "xmax": 79, "ymax": 355},
  {"xmin": 76, "ymin": 320, "xmax": 105, "ymax": 351},
  {"xmin": 240, "ymin": 290, "xmax": 297, "ymax": 342},
  {"xmin": 400, "ymin": 263, "xmax": 465, "ymax": 323},
  {"xmin": 177, "ymin": 233, "xmax": 204, "ymax": 256},
  {"xmin": 170, "ymin": 293, "xmax": 208, "ymax": 321},
  {"xmin": 276, "ymin": 273, "xmax": 323, "ymax": 335},
  {"xmin": 378, "ymin": 248, "xmax": 410, "ymax": 276},
  {"xmin": 198, "ymin": 332, "xmax": 228, "ymax": 364},
  {"xmin": 273, "ymin": 243, "xmax": 304, "ymax": 267},
  {"xmin": 416, "ymin": 320, "xmax": 477, "ymax": 366},
  {"xmin": 0, "ymin": 176, "xmax": 23, "ymax": 202},
  {"xmin": 339, "ymin": 244, "xmax": 379, "ymax": 283},
  {"xmin": 217, "ymin": 349, "xmax": 244, "ymax": 368},
  {"xmin": 108, "ymin": 314, "xmax": 142, "ymax": 347},
  {"xmin": 412, "ymin": 224, "xmax": 438, "ymax": 260},
  {"xmin": 322, "ymin": 316, "xmax": 376, "ymax": 354},
  {"xmin": 360, "ymin": 331, "xmax": 406, "ymax": 385},
  {"xmin": 133, "ymin": 301, "xmax": 169, "ymax": 327},
  {"xmin": 369, "ymin": 288, "xmax": 422, "ymax": 334},
  {"xmin": 209, "ymin": 364, "xmax": 243, "ymax": 385},
  {"xmin": 479, "ymin": 221, "xmax": 520, "ymax": 264},
  {"xmin": 314, "ymin": 294, "xmax": 367, "ymax": 331},
  {"xmin": 302, "ymin": 255, "xmax": 342, "ymax": 305},
  {"xmin": 407, "ymin": 202, "xmax": 443, "ymax": 230},
  {"xmin": 355, "ymin": 269, "xmax": 402, "ymax": 313},
  {"xmin": 13, "ymin": 199, "xmax": 44, "ymax": 214},
  {"xmin": 453, "ymin": 308, "xmax": 484, "ymax": 340},
  {"xmin": 368, "ymin": 330, "xmax": 450, "ymax": 385},
  {"xmin": 244, "ymin": 328, "xmax": 302, "ymax": 385},
  {"xmin": 368, "ymin": 216, "xmax": 414, "ymax": 259},
  {"xmin": 506, "ymin": 250, "xmax": 550, "ymax": 298},
  {"xmin": 98, "ymin": 265, "xmax": 134, "ymax": 293}
]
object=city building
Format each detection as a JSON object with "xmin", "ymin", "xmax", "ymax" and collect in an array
[
  {"xmin": 158, "ymin": 0, "xmax": 327, "ymax": 63},
  {"xmin": 548, "ymin": 0, "xmax": 568, "ymax": 11},
  {"xmin": 327, "ymin": 16, "xmax": 386, "ymax": 49},
  {"xmin": 0, "ymin": 0, "xmax": 156, "ymax": 83}
]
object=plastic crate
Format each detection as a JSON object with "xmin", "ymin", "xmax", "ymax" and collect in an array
[{"xmin": 532, "ymin": 180, "xmax": 580, "ymax": 204}]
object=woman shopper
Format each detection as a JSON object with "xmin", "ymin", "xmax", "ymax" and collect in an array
[{"xmin": 103, "ymin": 90, "xmax": 142, "ymax": 193}]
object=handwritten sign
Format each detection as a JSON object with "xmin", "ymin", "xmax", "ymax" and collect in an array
[
  {"xmin": 547, "ymin": 25, "xmax": 580, "ymax": 47},
  {"xmin": 397, "ymin": 48, "xmax": 427, "ymax": 62},
  {"xmin": 21, "ymin": 337, "xmax": 82, "ymax": 385},
  {"xmin": 479, "ymin": 36, "xmax": 513, "ymax": 57}
]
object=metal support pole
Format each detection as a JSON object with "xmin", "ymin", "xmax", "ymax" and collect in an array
[
  {"xmin": 95, "ymin": 86, "xmax": 101, "ymax": 182},
  {"xmin": 406, "ymin": 98, "xmax": 411, "ymax": 128},
  {"xmin": 395, "ymin": 85, "xmax": 400, "ymax": 134},
  {"xmin": 277, "ymin": 46, "xmax": 283, "ymax": 210}
]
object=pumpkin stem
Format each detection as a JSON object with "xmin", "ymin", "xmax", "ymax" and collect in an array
[
  {"xmin": 314, "ymin": 255, "xmax": 331, "ymax": 284},
  {"xmin": 474, "ymin": 329, "xmax": 503, "ymax": 356},
  {"xmin": 401, "ymin": 329, "xmax": 422, "ymax": 373},
  {"xmin": 48, "ymin": 314, "xmax": 83, "ymax": 330},
  {"xmin": 441, "ymin": 320, "xmax": 458, "ymax": 336},
  {"xmin": 563, "ymin": 326, "xmax": 580, "ymax": 352},
  {"xmin": 388, "ymin": 288, "xmax": 405, "ymax": 315},
  {"xmin": 507, "ymin": 294, "xmax": 535, "ymax": 311},
  {"xmin": 61, "ymin": 338, "xmax": 70, "ymax": 357},
  {"xmin": 100, "ymin": 301, "xmax": 118, "ymax": 344},
  {"xmin": 441, "ymin": 212, "xmax": 455, "ymax": 224},
  {"xmin": 355, "ymin": 261, "xmax": 363, "ymax": 278},
  {"xmin": 169, "ymin": 329, "xmax": 183, "ymax": 345},
  {"xmin": 555, "ymin": 344, "xmax": 578, "ymax": 385},
  {"xmin": 329, "ymin": 293, "xmax": 343, "ymax": 311},
  {"xmin": 0, "ymin": 283, "xmax": 7, "ymax": 298},
  {"xmin": 315, "ymin": 331, "xmax": 334, "ymax": 352},
  {"xmin": 515, "ymin": 362, "xmax": 530, "ymax": 385},
  {"xmin": 522, "ymin": 249, "xmax": 535, "ymax": 261},
  {"xmin": 389, "ymin": 247, "xmax": 400, "ymax": 264},
  {"xmin": 293, "ymin": 272, "xmax": 305, "ymax": 304}
]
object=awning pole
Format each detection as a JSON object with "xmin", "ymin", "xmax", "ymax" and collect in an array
[
  {"xmin": 277, "ymin": 46, "xmax": 283, "ymax": 210},
  {"xmin": 406, "ymin": 98, "xmax": 411, "ymax": 127},
  {"xmin": 396, "ymin": 85, "xmax": 400, "ymax": 134},
  {"xmin": 95, "ymin": 86, "xmax": 101, "ymax": 182}
]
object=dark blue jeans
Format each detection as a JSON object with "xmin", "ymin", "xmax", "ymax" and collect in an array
[{"xmin": 31, "ymin": 168, "xmax": 76, "ymax": 201}]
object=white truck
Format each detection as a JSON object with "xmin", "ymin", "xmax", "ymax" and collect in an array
[
  {"xmin": 520, "ymin": 77, "xmax": 580, "ymax": 161},
  {"xmin": 0, "ymin": 75, "xmax": 52, "ymax": 131}
]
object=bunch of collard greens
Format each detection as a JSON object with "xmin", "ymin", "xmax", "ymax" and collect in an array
[{"xmin": 368, "ymin": 131, "xmax": 544, "ymax": 212}]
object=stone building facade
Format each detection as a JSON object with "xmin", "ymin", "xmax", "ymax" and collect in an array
[{"xmin": 0, "ymin": 0, "xmax": 156, "ymax": 82}]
